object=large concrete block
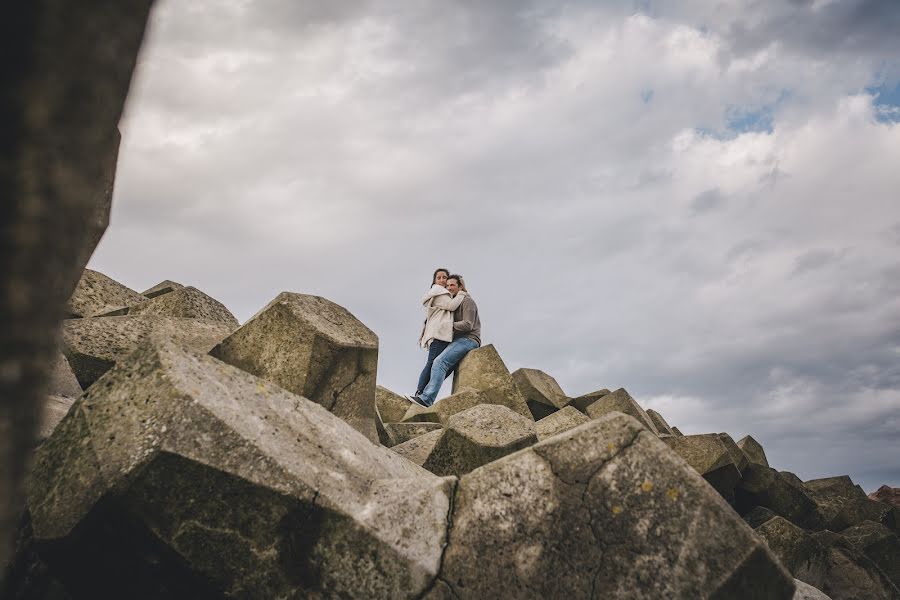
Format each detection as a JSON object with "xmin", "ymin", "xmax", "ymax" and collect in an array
[
  {"xmin": 65, "ymin": 269, "xmax": 146, "ymax": 318},
  {"xmin": 141, "ymin": 280, "xmax": 183, "ymax": 299},
  {"xmin": 28, "ymin": 340, "xmax": 452, "ymax": 599},
  {"xmin": 385, "ymin": 422, "xmax": 444, "ymax": 447},
  {"xmin": 584, "ymin": 388, "xmax": 659, "ymax": 435},
  {"xmin": 48, "ymin": 352, "xmax": 82, "ymax": 399},
  {"xmin": 737, "ymin": 435, "xmax": 769, "ymax": 467},
  {"xmin": 401, "ymin": 389, "xmax": 487, "ymax": 424},
  {"xmin": 535, "ymin": 406, "xmax": 590, "ymax": 441},
  {"xmin": 570, "ymin": 388, "xmax": 610, "ymax": 413},
  {"xmin": 36, "ymin": 396, "xmax": 75, "ymax": 444},
  {"xmin": 511, "ymin": 368, "xmax": 569, "ymax": 420},
  {"xmin": 210, "ymin": 292, "xmax": 379, "ymax": 443},
  {"xmin": 803, "ymin": 475, "xmax": 868, "ymax": 524},
  {"xmin": 810, "ymin": 531, "xmax": 900, "ymax": 600},
  {"xmin": 391, "ymin": 429, "xmax": 444, "ymax": 467},
  {"xmin": 123, "ymin": 286, "xmax": 239, "ymax": 328},
  {"xmin": 422, "ymin": 405, "xmax": 538, "ymax": 477},
  {"xmin": 841, "ymin": 521, "xmax": 900, "ymax": 588},
  {"xmin": 646, "ymin": 408, "xmax": 675, "ymax": 436},
  {"xmin": 435, "ymin": 412, "xmax": 795, "ymax": 599},
  {"xmin": 718, "ymin": 433, "xmax": 749, "ymax": 473},
  {"xmin": 869, "ymin": 486, "xmax": 900, "ymax": 508},
  {"xmin": 755, "ymin": 517, "xmax": 829, "ymax": 589},
  {"xmin": 736, "ymin": 464, "xmax": 826, "ymax": 531},
  {"xmin": 376, "ymin": 385, "xmax": 412, "ymax": 424},
  {"xmin": 792, "ymin": 579, "xmax": 832, "ymax": 599},
  {"xmin": 830, "ymin": 498, "xmax": 898, "ymax": 534},
  {"xmin": 662, "ymin": 434, "xmax": 742, "ymax": 502},
  {"xmin": 61, "ymin": 315, "xmax": 233, "ymax": 389},
  {"xmin": 451, "ymin": 345, "xmax": 531, "ymax": 420}
]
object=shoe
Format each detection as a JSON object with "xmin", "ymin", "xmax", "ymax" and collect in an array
[{"xmin": 404, "ymin": 394, "xmax": 427, "ymax": 407}]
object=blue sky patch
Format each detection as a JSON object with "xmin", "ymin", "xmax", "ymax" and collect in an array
[{"xmin": 868, "ymin": 81, "xmax": 900, "ymax": 123}]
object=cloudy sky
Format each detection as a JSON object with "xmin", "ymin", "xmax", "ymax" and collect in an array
[{"xmin": 91, "ymin": 0, "xmax": 900, "ymax": 491}]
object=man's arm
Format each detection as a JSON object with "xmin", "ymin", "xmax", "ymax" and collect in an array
[{"xmin": 453, "ymin": 298, "xmax": 477, "ymax": 333}]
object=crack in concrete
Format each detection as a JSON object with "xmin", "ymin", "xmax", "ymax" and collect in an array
[{"xmin": 415, "ymin": 477, "xmax": 459, "ymax": 600}]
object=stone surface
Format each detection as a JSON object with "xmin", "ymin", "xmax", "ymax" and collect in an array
[
  {"xmin": 376, "ymin": 385, "xmax": 413, "ymax": 424},
  {"xmin": 210, "ymin": 292, "xmax": 379, "ymax": 443},
  {"xmin": 535, "ymin": 406, "xmax": 590, "ymax": 441},
  {"xmin": 830, "ymin": 497, "xmax": 898, "ymax": 534},
  {"xmin": 646, "ymin": 408, "xmax": 675, "ymax": 435},
  {"xmin": 662, "ymin": 434, "xmax": 742, "ymax": 502},
  {"xmin": 737, "ymin": 435, "xmax": 769, "ymax": 467},
  {"xmin": 569, "ymin": 388, "xmax": 610, "ymax": 413},
  {"xmin": 804, "ymin": 475, "xmax": 869, "ymax": 524},
  {"xmin": 385, "ymin": 422, "xmax": 444, "ymax": 447},
  {"xmin": 744, "ymin": 505, "xmax": 779, "ymax": 528},
  {"xmin": 736, "ymin": 464, "xmax": 826, "ymax": 531},
  {"xmin": 810, "ymin": 531, "xmax": 900, "ymax": 600},
  {"xmin": 584, "ymin": 388, "xmax": 659, "ymax": 434},
  {"xmin": 841, "ymin": 521, "xmax": 900, "ymax": 588},
  {"xmin": 28, "ymin": 340, "xmax": 452, "ymax": 599},
  {"xmin": 671, "ymin": 426, "xmax": 684, "ymax": 436},
  {"xmin": 450, "ymin": 345, "xmax": 532, "ymax": 420},
  {"xmin": 755, "ymin": 517, "xmax": 829, "ymax": 589},
  {"xmin": 435, "ymin": 412, "xmax": 795, "ymax": 599},
  {"xmin": 511, "ymin": 368, "xmax": 569, "ymax": 420},
  {"xmin": 402, "ymin": 389, "xmax": 491, "ymax": 425},
  {"xmin": 792, "ymin": 579, "xmax": 832, "ymax": 599},
  {"xmin": 1, "ymin": 0, "xmax": 153, "ymax": 568},
  {"xmin": 718, "ymin": 433, "xmax": 749, "ymax": 474},
  {"xmin": 65, "ymin": 269, "xmax": 146, "ymax": 318},
  {"xmin": 124, "ymin": 286, "xmax": 239, "ymax": 328},
  {"xmin": 36, "ymin": 396, "xmax": 74, "ymax": 445},
  {"xmin": 47, "ymin": 353, "xmax": 82, "ymax": 399},
  {"xmin": 391, "ymin": 429, "xmax": 444, "ymax": 467},
  {"xmin": 422, "ymin": 405, "xmax": 537, "ymax": 477},
  {"xmin": 870, "ymin": 486, "xmax": 900, "ymax": 508},
  {"xmin": 141, "ymin": 280, "xmax": 183, "ymax": 299},
  {"xmin": 61, "ymin": 315, "xmax": 233, "ymax": 389}
]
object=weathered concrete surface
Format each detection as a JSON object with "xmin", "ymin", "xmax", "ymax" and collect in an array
[
  {"xmin": 36, "ymin": 396, "xmax": 74, "ymax": 445},
  {"xmin": 755, "ymin": 517, "xmax": 829, "ymax": 589},
  {"xmin": 141, "ymin": 280, "xmax": 183, "ymax": 299},
  {"xmin": 1, "ymin": 0, "xmax": 154, "ymax": 566},
  {"xmin": 391, "ymin": 429, "xmax": 444, "ymax": 467},
  {"xmin": 385, "ymin": 422, "xmax": 444, "ymax": 447},
  {"xmin": 535, "ymin": 406, "xmax": 590, "ymax": 441},
  {"xmin": 210, "ymin": 292, "xmax": 379, "ymax": 443},
  {"xmin": 830, "ymin": 497, "xmax": 898, "ymax": 534},
  {"xmin": 124, "ymin": 286, "xmax": 239, "ymax": 328},
  {"xmin": 792, "ymin": 579, "xmax": 832, "ymax": 599},
  {"xmin": 65, "ymin": 269, "xmax": 146, "ymax": 318},
  {"xmin": 646, "ymin": 408, "xmax": 675, "ymax": 436},
  {"xmin": 870, "ymin": 486, "xmax": 900, "ymax": 508},
  {"xmin": 671, "ymin": 426, "xmax": 685, "ymax": 436},
  {"xmin": 435, "ymin": 412, "xmax": 795, "ymax": 599},
  {"xmin": 402, "ymin": 389, "xmax": 488, "ymax": 425},
  {"xmin": 841, "ymin": 521, "xmax": 900, "ymax": 588},
  {"xmin": 422, "ymin": 405, "xmax": 537, "ymax": 477},
  {"xmin": 718, "ymin": 433, "xmax": 749, "ymax": 474},
  {"xmin": 27, "ymin": 340, "xmax": 452, "ymax": 599},
  {"xmin": 662, "ymin": 434, "xmax": 742, "ymax": 502},
  {"xmin": 736, "ymin": 464, "xmax": 826, "ymax": 531},
  {"xmin": 804, "ymin": 475, "xmax": 868, "ymax": 524},
  {"xmin": 744, "ymin": 506, "xmax": 779, "ymax": 529},
  {"xmin": 61, "ymin": 315, "xmax": 233, "ymax": 389},
  {"xmin": 450, "ymin": 345, "xmax": 532, "ymax": 420},
  {"xmin": 511, "ymin": 368, "xmax": 569, "ymax": 420},
  {"xmin": 810, "ymin": 531, "xmax": 900, "ymax": 600},
  {"xmin": 376, "ymin": 385, "xmax": 412, "ymax": 424},
  {"xmin": 584, "ymin": 388, "xmax": 659, "ymax": 435},
  {"xmin": 737, "ymin": 435, "xmax": 769, "ymax": 467},
  {"xmin": 47, "ymin": 352, "xmax": 82, "ymax": 399},
  {"xmin": 570, "ymin": 388, "xmax": 610, "ymax": 413}
]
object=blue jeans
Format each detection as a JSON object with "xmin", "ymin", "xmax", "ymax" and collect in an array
[
  {"xmin": 416, "ymin": 339, "xmax": 449, "ymax": 394},
  {"xmin": 419, "ymin": 338, "xmax": 479, "ymax": 406}
]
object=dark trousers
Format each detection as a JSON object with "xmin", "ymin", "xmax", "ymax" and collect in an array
[{"xmin": 416, "ymin": 339, "xmax": 450, "ymax": 394}]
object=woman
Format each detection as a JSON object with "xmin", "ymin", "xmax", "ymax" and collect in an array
[{"xmin": 409, "ymin": 267, "xmax": 468, "ymax": 402}]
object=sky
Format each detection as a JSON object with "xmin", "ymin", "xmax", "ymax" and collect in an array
[{"xmin": 91, "ymin": 0, "xmax": 900, "ymax": 492}]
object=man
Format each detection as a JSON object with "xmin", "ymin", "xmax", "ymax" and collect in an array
[{"xmin": 416, "ymin": 274, "xmax": 481, "ymax": 407}]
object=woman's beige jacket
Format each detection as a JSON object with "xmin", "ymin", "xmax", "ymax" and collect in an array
[{"xmin": 419, "ymin": 284, "xmax": 468, "ymax": 348}]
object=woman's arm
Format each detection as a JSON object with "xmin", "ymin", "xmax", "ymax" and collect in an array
[{"xmin": 431, "ymin": 290, "xmax": 467, "ymax": 311}]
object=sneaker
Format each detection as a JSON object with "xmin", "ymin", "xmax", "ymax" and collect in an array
[{"xmin": 404, "ymin": 394, "xmax": 426, "ymax": 407}]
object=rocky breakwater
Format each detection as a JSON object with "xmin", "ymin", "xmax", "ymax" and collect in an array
[{"xmin": 3, "ymin": 269, "xmax": 897, "ymax": 599}]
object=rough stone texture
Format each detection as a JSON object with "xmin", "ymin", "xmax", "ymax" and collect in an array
[
  {"xmin": 141, "ymin": 280, "xmax": 183, "ymax": 299},
  {"xmin": 736, "ymin": 464, "xmax": 826, "ymax": 531},
  {"xmin": 402, "ymin": 389, "xmax": 490, "ymax": 425},
  {"xmin": 870, "ymin": 486, "xmax": 900, "ymax": 508},
  {"xmin": 385, "ymin": 422, "xmax": 444, "ymax": 447},
  {"xmin": 450, "ymin": 345, "xmax": 532, "ymax": 420},
  {"xmin": 737, "ymin": 435, "xmax": 770, "ymax": 467},
  {"xmin": 810, "ymin": 531, "xmax": 900, "ymax": 600},
  {"xmin": 570, "ymin": 388, "xmax": 610, "ymax": 413},
  {"xmin": 646, "ymin": 408, "xmax": 675, "ymax": 435},
  {"xmin": 61, "ymin": 315, "xmax": 233, "ymax": 389},
  {"xmin": 1, "ymin": 1, "xmax": 154, "ymax": 565},
  {"xmin": 671, "ymin": 426, "xmax": 685, "ymax": 436},
  {"xmin": 27, "ymin": 340, "xmax": 452, "ymax": 599},
  {"xmin": 436, "ymin": 412, "xmax": 795, "ymax": 599},
  {"xmin": 804, "ymin": 475, "xmax": 869, "ymax": 524},
  {"xmin": 376, "ymin": 385, "xmax": 412, "ymax": 424},
  {"xmin": 121, "ymin": 286, "xmax": 239, "ymax": 328},
  {"xmin": 744, "ymin": 506, "xmax": 779, "ymax": 529},
  {"xmin": 47, "ymin": 353, "xmax": 81, "ymax": 399},
  {"xmin": 511, "ymin": 368, "xmax": 569, "ymax": 420},
  {"xmin": 584, "ymin": 388, "xmax": 660, "ymax": 435},
  {"xmin": 793, "ymin": 579, "xmax": 833, "ymax": 599},
  {"xmin": 36, "ymin": 396, "xmax": 74, "ymax": 445},
  {"xmin": 65, "ymin": 269, "xmax": 146, "ymax": 318},
  {"xmin": 210, "ymin": 292, "xmax": 379, "ymax": 443},
  {"xmin": 755, "ymin": 517, "xmax": 829, "ymax": 589},
  {"xmin": 662, "ymin": 434, "xmax": 742, "ymax": 502},
  {"xmin": 841, "ymin": 521, "xmax": 900, "ymax": 588},
  {"xmin": 391, "ymin": 429, "xmax": 444, "ymax": 467},
  {"xmin": 830, "ymin": 497, "xmax": 898, "ymax": 534},
  {"xmin": 535, "ymin": 406, "xmax": 590, "ymax": 441},
  {"xmin": 782, "ymin": 471, "xmax": 808, "ymax": 491},
  {"xmin": 422, "ymin": 405, "xmax": 537, "ymax": 477},
  {"xmin": 718, "ymin": 433, "xmax": 749, "ymax": 474}
]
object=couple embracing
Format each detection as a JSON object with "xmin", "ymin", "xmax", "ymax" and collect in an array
[{"xmin": 407, "ymin": 268, "xmax": 481, "ymax": 407}]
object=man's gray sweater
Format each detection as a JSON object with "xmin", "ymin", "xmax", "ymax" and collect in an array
[{"xmin": 452, "ymin": 295, "xmax": 481, "ymax": 346}]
